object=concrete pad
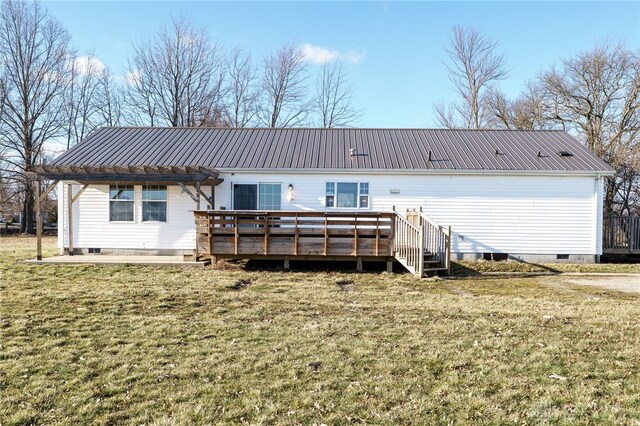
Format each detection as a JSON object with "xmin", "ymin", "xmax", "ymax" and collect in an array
[{"xmin": 22, "ymin": 255, "xmax": 210, "ymax": 266}]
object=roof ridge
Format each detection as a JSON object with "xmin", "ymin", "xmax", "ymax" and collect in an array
[{"xmin": 99, "ymin": 126, "xmax": 565, "ymax": 132}]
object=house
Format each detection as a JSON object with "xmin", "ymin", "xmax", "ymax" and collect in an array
[{"xmin": 32, "ymin": 127, "xmax": 614, "ymax": 276}]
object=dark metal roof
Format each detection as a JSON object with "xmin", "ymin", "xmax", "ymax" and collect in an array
[{"xmin": 49, "ymin": 127, "xmax": 614, "ymax": 174}]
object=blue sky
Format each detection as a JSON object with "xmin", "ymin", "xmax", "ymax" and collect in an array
[{"xmin": 45, "ymin": 1, "xmax": 640, "ymax": 127}]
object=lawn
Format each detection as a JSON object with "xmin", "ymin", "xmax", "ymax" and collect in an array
[{"xmin": 1, "ymin": 236, "xmax": 639, "ymax": 424}]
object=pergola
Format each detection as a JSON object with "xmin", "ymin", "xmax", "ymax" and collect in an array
[{"xmin": 28, "ymin": 164, "xmax": 223, "ymax": 260}]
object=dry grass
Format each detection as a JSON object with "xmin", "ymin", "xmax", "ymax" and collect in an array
[
  {"xmin": 452, "ymin": 259, "xmax": 640, "ymax": 275},
  {"xmin": 1, "ymin": 236, "xmax": 640, "ymax": 424}
]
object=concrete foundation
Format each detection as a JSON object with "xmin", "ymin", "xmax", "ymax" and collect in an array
[
  {"xmin": 61, "ymin": 248, "xmax": 195, "ymax": 257},
  {"xmin": 453, "ymin": 253, "xmax": 598, "ymax": 264}
]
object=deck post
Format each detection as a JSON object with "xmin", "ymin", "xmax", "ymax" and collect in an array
[
  {"xmin": 354, "ymin": 216, "xmax": 358, "ymax": 255},
  {"xmin": 323, "ymin": 214, "xmax": 328, "ymax": 256},
  {"xmin": 35, "ymin": 179, "xmax": 42, "ymax": 260},
  {"xmin": 234, "ymin": 215, "xmax": 239, "ymax": 255},
  {"xmin": 284, "ymin": 256, "xmax": 290, "ymax": 271},
  {"xmin": 418, "ymin": 226, "xmax": 425, "ymax": 277},
  {"xmin": 356, "ymin": 257, "xmax": 363, "ymax": 272},
  {"xmin": 446, "ymin": 225, "xmax": 452, "ymax": 275},
  {"xmin": 294, "ymin": 213, "xmax": 298, "ymax": 256},
  {"xmin": 386, "ymin": 260, "xmax": 393, "ymax": 273},
  {"xmin": 264, "ymin": 215, "xmax": 269, "ymax": 255},
  {"xmin": 67, "ymin": 183, "xmax": 74, "ymax": 256}
]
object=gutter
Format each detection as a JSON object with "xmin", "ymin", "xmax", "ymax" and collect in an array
[{"xmin": 216, "ymin": 168, "xmax": 616, "ymax": 177}]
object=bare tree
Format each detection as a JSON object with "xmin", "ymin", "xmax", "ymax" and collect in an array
[
  {"xmin": 96, "ymin": 68, "xmax": 124, "ymax": 126},
  {"xmin": 222, "ymin": 47, "xmax": 259, "ymax": 128},
  {"xmin": 126, "ymin": 16, "xmax": 226, "ymax": 127},
  {"xmin": 487, "ymin": 82, "xmax": 556, "ymax": 130},
  {"xmin": 260, "ymin": 42, "xmax": 310, "ymax": 127},
  {"xmin": 64, "ymin": 54, "xmax": 104, "ymax": 149},
  {"xmin": 0, "ymin": 0, "xmax": 72, "ymax": 233},
  {"xmin": 435, "ymin": 26, "xmax": 508, "ymax": 128},
  {"xmin": 540, "ymin": 42, "xmax": 640, "ymax": 214},
  {"xmin": 314, "ymin": 61, "xmax": 361, "ymax": 128}
]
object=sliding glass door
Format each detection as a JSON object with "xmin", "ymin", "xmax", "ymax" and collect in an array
[
  {"xmin": 233, "ymin": 183, "xmax": 281, "ymax": 210},
  {"xmin": 233, "ymin": 184, "xmax": 258, "ymax": 210}
]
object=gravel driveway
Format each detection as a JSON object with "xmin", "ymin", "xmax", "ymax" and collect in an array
[{"xmin": 560, "ymin": 275, "xmax": 640, "ymax": 293}]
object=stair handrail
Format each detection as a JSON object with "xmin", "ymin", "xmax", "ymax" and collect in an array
[
  {"xmin": 392, "ymin": 207, "xmax": 423, "ymax": 276},
  {"xmin": 407, "ymin": 208, "xmax": 452, "ymax": 275}
]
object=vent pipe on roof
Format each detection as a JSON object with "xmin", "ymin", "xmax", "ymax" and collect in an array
[
  {"xmin": 349, "ymin": 148, "xmax": 357, "ymax": 157},
  {"xmin": 428, "ymin": 151, "xmax": 432, "ymax": 162}
]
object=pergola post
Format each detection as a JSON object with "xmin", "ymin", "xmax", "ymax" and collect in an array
[
  {"xmin": 195, "ymin": 181, "xmax": 201, "ymax": 210},
  {"xmin": 67, "ymin": 183, "xmax": 74, "ymax": 256},
  {"xmin": 195, "ymin": 181, "xmax": 201, "ymax": 260},
  {"xmin": 35, "ymin": 180, "xmax": 42, "ymax": 260}
]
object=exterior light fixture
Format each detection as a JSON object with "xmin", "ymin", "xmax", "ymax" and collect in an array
[{"xmin": 287, "ymin": 184, "xmax": 294, "ymax": 201}]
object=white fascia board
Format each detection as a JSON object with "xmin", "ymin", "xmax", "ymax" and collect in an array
[{"xmin": 216, "ymin": 168, "xmax": 615, "ymax": 177}]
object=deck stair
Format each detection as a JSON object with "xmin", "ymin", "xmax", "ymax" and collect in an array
[{"xmin": 393, "ymin": 207, "xmax": 452, "ymax": 277}]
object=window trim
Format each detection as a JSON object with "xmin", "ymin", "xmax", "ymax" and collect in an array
[
  {"xmin": 142, "ymin": 185, "xmax": 168, "ymax": 223},
  {"xmin": 108, "ymin": 184, "xmax": 136, "ymax": 223},
  {"xmin": 325, "ymin": 181, "xmax": 370, "ymax": 210}
]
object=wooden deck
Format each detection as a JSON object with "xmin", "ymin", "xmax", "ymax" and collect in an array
[{"xmin": 195, "ymin": 210, "xmax": 451, "ymax": 276}]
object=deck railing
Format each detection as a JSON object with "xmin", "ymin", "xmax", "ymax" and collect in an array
[
  {"xmin": 407, "ymin": 208, "xmax": 452, "ymax": 274},
  {"xmin": 393, "ymin": 212, "xmax": 424, "ymax": 276},
  {"xmin": 194, "ymin": 210, "xmax": 395, "ymax": 259},
  {"xmin": 603, "ymin": 215, "xmax": 640, "ymax": 254},
  {"xmin": 194, "ymin": 209, "xmax": 452, "ymax": 276}
]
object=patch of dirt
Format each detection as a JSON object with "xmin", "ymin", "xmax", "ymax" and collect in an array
[
  {"xmin": 228, "ymin": 279, "xmax": 252, "ymax": 291},
  {"xmin": 560, "ymin": 276, "xmax": 640, "ymax": 294},
  {"xmin": 445, "ymin": 285, "xmax": 474, "ymax": 297},
  {"xmin": 336, "ymin": 278, "xmax": 356, "ymax": 291}
]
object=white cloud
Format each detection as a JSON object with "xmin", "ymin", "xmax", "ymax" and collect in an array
[
  {"xmin": 301, "ymin": 43, "xmax": 340, "ymax": 64},
  {"xmin": 124, "ymin": 69, "xmax": 141, "ymax": 86},
  {"xmin": 74, "ymin": 56, "xmax": 105, "ymax": 75},
  {"xmin": 301, "ymin": 43, "xmax": 366, "ymax": 65},
  {"xmin": 341, "ymin": 49, "xmax": 366, "ymax": 65}
]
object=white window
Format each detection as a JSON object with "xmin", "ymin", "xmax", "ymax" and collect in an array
[
  {"xmin": 258, "ymin": 183, "xmax": 282, "ymax": 210},
  {"xmin": 109, "ymin": 185, "xmax": 135, "ymax": 222},
  {"xmin": 142, "ymin": 185, "xmax": 167, "ymax": 222},
  {"xmin": 325, "ymin": 182, "xmax": 369, "ymax": 209},
  {"xmin": 359, "ymin": 182, "xmax": 369, "ymax": 208}
]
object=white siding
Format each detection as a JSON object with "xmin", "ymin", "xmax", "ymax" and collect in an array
[
  {"xmin": 60, "ymin": 172, "xmax": 601, "ymax": 255},
  {"xmin": 217, "ymin": 172, "xmax": 600, "ymax": 255},
  {"xmin": 59, "ymin": 184, "xmax": 203, "ymax": 250}
]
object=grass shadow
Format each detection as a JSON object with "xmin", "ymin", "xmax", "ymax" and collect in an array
[{"xmin": 244, "ymin": 259, "xmax": 405, "ymax": 274}]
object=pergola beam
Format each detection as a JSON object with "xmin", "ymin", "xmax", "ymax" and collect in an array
[
  {"xmin": 71, "ymin": 184, "xmax": 89, "ymax": 203},
  {"xmin": 30, "ymin": 164, "xmax": 221, "ymax": 183},
  {"xmin": 177, "ymin": 182, "xmax": 199, "ymax": 203}
]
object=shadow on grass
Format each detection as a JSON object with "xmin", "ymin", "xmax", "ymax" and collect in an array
[
  {"xmin": 450, "ymin": 258, "xmax": 562, "ymax": 277},
  {"xmin": 244, "ymin": 259, "xmax": 406, "ymax": 274},
  {"xmin": 449, "ymin": 262, "xmax": 482, "ymax": 276}
]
